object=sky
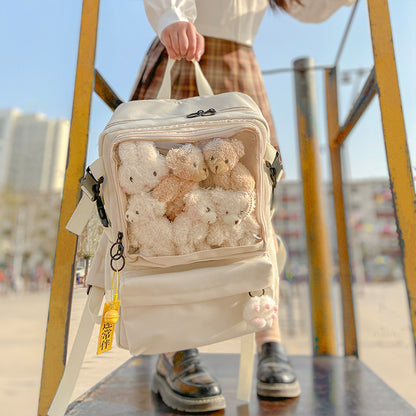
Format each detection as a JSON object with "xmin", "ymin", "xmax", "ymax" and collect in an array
[{"xmin": 0, "ymin": 0, "xmax": 415, "ymax": 181}]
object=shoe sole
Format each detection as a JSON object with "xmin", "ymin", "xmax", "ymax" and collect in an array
[
  {"xmin": 257, "ymin": 380, "xmax": 301, "ymax": 398},
  {"xmin": 151, "ymin": 373, "xmax": 226, "ymax": 413}
]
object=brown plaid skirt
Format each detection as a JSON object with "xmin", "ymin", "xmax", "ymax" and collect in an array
[{"xmin": 130, "ymin": 37, "xmax": 279, "ymax": 150}]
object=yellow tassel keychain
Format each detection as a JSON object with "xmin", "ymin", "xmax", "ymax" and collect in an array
[
  {"xmin": 97, "ymin": 233, "xmax": 124, "ymax": 355},
  {"xmin": 104, "ymin": 269, "xmax": 120, "ymax": 324},
  {"xmin": 97, "ymin": 269, "xmax": 121, "ymax": 355}
]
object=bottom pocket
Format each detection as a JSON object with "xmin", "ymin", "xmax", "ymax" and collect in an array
[
  {"xmin": 117, "ymin": 253, "xmax": 277, "ymax": 354},
  {"xmin": 119, "ymin": 292, "xmax": 269, "ymax": 355}
]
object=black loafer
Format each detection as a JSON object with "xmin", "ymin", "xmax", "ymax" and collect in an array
[
  {"xmin": 152, "ymin": 349, "xmax": 226, "ymax": 413},
  {"xmin": 257, "ymin": 342, "xmax": 301, "ymax": 398}
]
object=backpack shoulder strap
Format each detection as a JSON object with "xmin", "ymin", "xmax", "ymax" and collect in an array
[
  {"xmin": 48, "ymin": 286, "xmax": 104, "ymax": 416},
  {"xmin": 237, "ymin": 332, "xmax": 256, "ymax": 402}
]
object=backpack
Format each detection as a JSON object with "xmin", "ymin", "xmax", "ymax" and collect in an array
[{"xmin": 49, "ymin": 59, "xmax": 283, "ymax": 416}]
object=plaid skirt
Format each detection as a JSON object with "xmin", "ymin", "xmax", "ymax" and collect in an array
[{"xmin": 130, "ymin": 37, "xmax": 279, "ymax": 150}]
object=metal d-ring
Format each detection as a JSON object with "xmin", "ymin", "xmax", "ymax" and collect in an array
[
  {"xmin": 110, "ymin": 255, "xmax": 125, "ymax": 272},
  {"xmin": 110, "ymin": 241, "xmax": 124, "ymax": 261},
  {"xmin": 248, "ymin": 289, "xmax": 265, "ymax": 297}
]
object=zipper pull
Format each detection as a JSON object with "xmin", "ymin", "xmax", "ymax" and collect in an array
[{"xmin": 186, "ymin": 108, "xmax": 216, "ymax": 118}]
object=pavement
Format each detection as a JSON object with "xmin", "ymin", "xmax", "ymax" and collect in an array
[{"xmin": 1, "ymin": 280, "xmax": 415, "ymax": 415}]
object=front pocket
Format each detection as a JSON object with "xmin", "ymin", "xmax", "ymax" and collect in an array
[
  {"xmin": 118, "ymin": 251, "xmax": 276, "ymax": 355},
  {"xmin": 120, "ymin": 252, "xmax": 274, "ymax": 307}
]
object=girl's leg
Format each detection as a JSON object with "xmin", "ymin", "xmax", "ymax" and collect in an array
[
  {"xmin": 255, "ymin": 314, "xmax": 282, "ymax": 350},
  {"xmin": 255, "ymin": 234, "xmax": 301, "ymax": 398},
  {"xmin": 255, "ymin": 232, "xmax": 283, "ymax": 350}
]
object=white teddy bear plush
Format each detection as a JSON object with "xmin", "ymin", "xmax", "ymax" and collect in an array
[
  {"xmin": 125, "ymin": 193, "xmax": 175, "ymax": 257},
  {"xmin": 207, "ymin": 188, "xmax": 258, "ymax": 248},
  {"xmin": 118, "ymin": 141, "xmax": 168, "ymax": 195},
  {"xmin": 243, "ymin": 294, "xmax": 278, "ymax": 329},
  {"xmin": 172, "ymin": 189, "xmax": 217, "ymax": 255},
  {"xmin": 237, "ymin": 213, "xmax": 261, "ymax": 246}
]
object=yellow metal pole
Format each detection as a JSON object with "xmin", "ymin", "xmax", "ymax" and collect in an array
[
  {"xmin": 325, "ymin": 67, "xmax": 358, "ymax": 357},
  {"xmin": 367, "ymin": 0, "xmax": 416, "ymax": 356},
  {"xmin": 38, "ymin": 1, "xmax": 100, "ymax": 414},
  {"xmin": 294, "ymin": 57, "xmax": 337, "ymax": 355},
  {"xmin": 332, "ymin": 68, "xmax": 377, "ymax": 148},
  {"xmin": 94, "ymin": 70, "xmax": 124, "ymax": 111}
]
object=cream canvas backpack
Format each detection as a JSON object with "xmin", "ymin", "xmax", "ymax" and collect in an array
[{"xmin": 49, "ymin": 59, "xmax": 283, "ymax": 416}]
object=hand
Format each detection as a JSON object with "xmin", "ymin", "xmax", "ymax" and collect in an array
[{"xmin": 160, "ymin": 22, "xmax": 205, "ymax": 61}]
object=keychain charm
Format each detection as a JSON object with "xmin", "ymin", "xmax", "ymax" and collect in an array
[
  {"xmin": 243, "ymin": 292, "xmax": 278, "ymax": 330},
  {"xmin": 97, "ymin": 233, "xmax": 124, "ymax": 355},
  {"xmin": 104, "ymin": 306, "xmax": 119, "ymax": 325},
  {"xmin": 103, "ymin": 267, "xmax": 120, "ymax": 325}
]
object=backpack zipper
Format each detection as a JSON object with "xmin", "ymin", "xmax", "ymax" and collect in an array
[
  {"xmin": 103, "ymin": 106, "xmax": 258, "ymax": 131},
  {"xmin": 186, "ymin": 108, "xmax": 217, "ymax": 118}
]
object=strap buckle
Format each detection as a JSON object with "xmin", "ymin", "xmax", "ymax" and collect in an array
[
  {"xmin": 80, "ymin": 168, "xmax": 110, "ymax": 227},
  {"xmin": 80, "ymin": 168, "xmax": 100, "ymax": 201},
  {"xmin": 266, "ymin": 150, "xmax": 283, "ymax": 189}
]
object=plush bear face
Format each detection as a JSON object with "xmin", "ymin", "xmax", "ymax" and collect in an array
[
  {"xmin": 212, "ymin": 189, "xmax": 254, "ymax": 226},
  {"xmin": 118, "ymin": 165, "xmax": 166, "ymax": 194},
  {"xmin": 203, "ymin": 138, "xmax": 245, "ymax": 175},
  {"xmin": 118, "ymin": 141, "xmax": 168, "ymax": 194},
  {"xmin": 166, "ymin": 144, "xmax": 209, "ymax": 182},
  {"xmin": 125, "ymin": 194, "xmax": 166, "ymax": 224},
  {"xmin": 243, "ymin": 295, "xmax": 278, "ymax": 329},
  {"xmin": 183, "ymin": 189, "xmax": 217, "ymax": 224}
]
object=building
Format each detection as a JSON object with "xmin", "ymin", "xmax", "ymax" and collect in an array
[
  {"xmin": 0, "ymin": 108, "xmax": 20, "ymax": 191},
  {"xmin": 343, "ymin": 179, "xmax": 401, "ymax": 281},
  {"xmin": 274, "ymin": 178, "xmax": 402, "ymax": 282},
  {"xmin": 0, "ymin": 108, "xmax": 69, "ymax": 290},
  {"xmin": 273, "ymin": 181, "xmax": 308, "ymax": 279},
  {"xmin": 0, "ymin": 108, "xmax": 69, "ymax": 192}
]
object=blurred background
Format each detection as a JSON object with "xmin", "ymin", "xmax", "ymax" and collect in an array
[{"xmin": 0, "ymin": 0, "xmax": 415, "ymax": 414}]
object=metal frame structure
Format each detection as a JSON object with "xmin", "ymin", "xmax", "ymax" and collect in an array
[
  {"xmin": 37, "ymin": 1, "xmax": 101, "ymax": 414},
  {"xmin": 38, "ymin": 0, "xmax": 416, "ymax": 413},
  {"xmin": 366, "ymin": 1, "xmax": 416, "ymax": 356},
  {"xmin": 323, "ymin": 0, "xmax": 416, "ymax": 358},
  {"xmin": 294, "ymin": 57, "xmax": 337, "ymax": 355}
]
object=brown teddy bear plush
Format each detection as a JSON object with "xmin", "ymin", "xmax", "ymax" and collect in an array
[
  {"xmin": 201, "ymin": 138, "xmax": 255, "ymax": 193},
  {"xmin": 152, "ymin": 144, "xmax": 209, "ymax": 221}
]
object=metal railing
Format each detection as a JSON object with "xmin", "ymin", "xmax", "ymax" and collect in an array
[
  {"xmin": 325, "ymin": 0, "xmax": 416, "ymax": 358},
  {"xmin": 261, "ymin": 0, "xmax": 416, "ymax": 360}
]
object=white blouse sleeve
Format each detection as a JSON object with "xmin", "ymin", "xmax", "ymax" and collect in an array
[
  {"xmin": 285, "ymin": 0, "xmax": 356, "ymax": 23},
  {"xmin": 143, "ymin": 0, "xmax": 197, "ymax": 38}
]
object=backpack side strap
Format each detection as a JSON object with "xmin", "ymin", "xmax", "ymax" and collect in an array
[
  {"xmin": 48, "ymin": 286, "xmax": 104, "ymax": 416},
  {"xmin": 264, "ymin": 144, "xmax": 283, "ymax": 189},
  {"xmin": 237, "ymin": 332, "xmax": 256, "ymax": 402},
  {"xmin": 66, "ymin": 158, "xmax": 111, "ymax": 238}
]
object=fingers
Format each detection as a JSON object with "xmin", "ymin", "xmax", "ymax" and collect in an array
[
  {"xmin": 160, "ymin": 26, "xmax": 179, "ymax": 59},
  {"xmin": 195, "ymin": 32, "xmax": 205, "ymax": 61},
  {"xmin": 160, "ymin": 22, "xmax": 204, "ymax": 61},
  {"xmin": 161, "ymin": 32, "xmax": 178, "ymax": 60},
  {"xmin": 185, "ymin": 25, "xmax": 196, "ymax": 61}
]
